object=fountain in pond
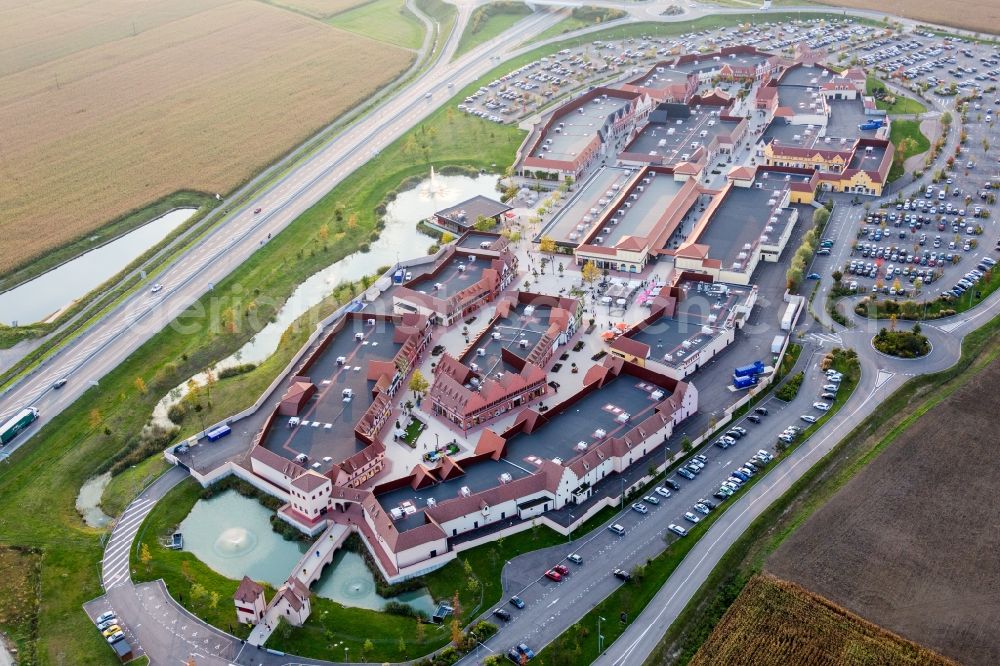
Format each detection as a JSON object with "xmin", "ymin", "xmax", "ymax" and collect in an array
[
  {"xmin": 420, "ymin": 166, "xmax": 451, "ymax": 199},
  {"xmin": 214, "ymin": 526, "xmax": 258, "ymax": 558}
]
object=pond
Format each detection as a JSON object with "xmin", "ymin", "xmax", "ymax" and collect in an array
[
  {"xmin": 76, "ymin": 472, "xmax": 112, "ymax": 529},
  {"xmin": 0, "ymin": 208, "xmax": 197, "ymax": 325},
  {"xmin": 179, "ymin": 490, "xmax": 435, "ymax": 615}
]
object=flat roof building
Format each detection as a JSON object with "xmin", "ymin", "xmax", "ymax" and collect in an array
[
  {"xmin": 519, "ymin": 87, "xmax": 653, "ymax": 183},
  {"xmin": 434, "ymin": 196, "xmax": 512, "ymax": 234},
  {"xmin": 609, "ymin": 277, "xmax": 757, "ymax": 378}
]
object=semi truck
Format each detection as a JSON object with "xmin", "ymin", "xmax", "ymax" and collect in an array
[
  {"xmin": 734, "ymin": 361, "xmax": 765, "ymax": 378},
  {"xmin": 0, "ymin": 407, "xmax": 39, "ymax": 446}
]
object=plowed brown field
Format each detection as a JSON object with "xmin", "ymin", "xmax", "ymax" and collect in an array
[
  {"xmin": 768, "ymin": 357, "xmax": 1000, "ymax": 666},
  {"xmin": 813, "ymin": 0, "xmax": 1000, "ymax": 34}
]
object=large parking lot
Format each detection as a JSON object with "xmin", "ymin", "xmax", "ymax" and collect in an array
[{"xmin": 457, "ymin": 18, "xmax": 874, "ymax": 125}]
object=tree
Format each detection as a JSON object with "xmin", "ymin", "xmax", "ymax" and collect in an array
[
  {"xmin": 415, "ymin": 619, "xmax": 426, "ymax": 644},
  {"xmin": 209, "ymin": 591, "xmax": 220, "ymax": 609},
  {"xmin": 190, "ymin": 583, "xmax": 208, "ymax": 603},
  {"xmin": 681, "ymin": 436, "xmax": 692, "ymax": 454},
  {"xmin": 539, "ymin": 236, "xmax": 556, "ymax": 253},
  {"xmin": 581, "ymin": 261, "xmax": 600, "ymax": 285},
  {"xmin": 831, "ymin": 270, "xmax": 843, "ymax": 283},
  {"xmin": 362, "ymin": 639, "xmax": 374, "ymax": 659},
  {"xmin": 139, "ymin": 543, "xmax": 152, "ymax": 568},
  {"xmin": 440, "ymin": 231, "xmax": 455, "ymax": 244},
  {"xmin": 408, "ymin": 369, "xmax": 429, "ymax": 397},
  {"xmin": 398, "ymin": 635, "xmax": 406, "ymax": 654},
  {"xmin": 134, "ymin": 376, "xmax": 147, "ymax": 395},
  {"xmin": 473, "ymin": 215, "xmax": 496, "ymax": 232},
  {"xmin": 813, "ymin": 206, "xmax": 830, "ymax": 229},
  {"xmin": 450, "ymin": 617, "xmax": 463, "ymax": 646}
]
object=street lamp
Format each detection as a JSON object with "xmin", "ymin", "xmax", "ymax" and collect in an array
[
  {"xmin": 568, "ymin": 514, "xmax": 575, "ymax": 542},
  {"xmin": 598, "ymin": 615, "xmax": 607, "ymax": 653}
]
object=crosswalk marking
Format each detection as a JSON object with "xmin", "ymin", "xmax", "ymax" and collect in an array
[{"xmin": 808, "ymin": 332, "xmax": 843, "ymax": 345}]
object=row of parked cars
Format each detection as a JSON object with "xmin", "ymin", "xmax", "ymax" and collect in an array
[
  {"xmin": 946, "ymin": 257, "xmax": 996, "ymax": 298},
  {"xmin": 94, "ymin": 610, "xmax": 126, "ymax": 645}
]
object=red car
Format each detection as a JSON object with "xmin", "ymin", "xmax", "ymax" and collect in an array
[
  {"xmin": 553, "ymin": 564, "xmax": 570, "ymax": 576},
  {"xmin": 253, "ymin": 207, "xmax": 262, "ymax": 214},
  {"xmin": 544, "ymin": 569, "xmax": 562, "ymax": 582}
]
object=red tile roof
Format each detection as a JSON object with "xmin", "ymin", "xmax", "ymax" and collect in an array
[
  {"xmin": 610, "ymin": 336, "xmax": 650, "ymax": 359},
  {"xmin": 235, "ymin": 576, "xmax": 264, "ymax": 603},
  {"xmin": 291, "ymin": 471, "xmax": 329, "ymax": 493}
]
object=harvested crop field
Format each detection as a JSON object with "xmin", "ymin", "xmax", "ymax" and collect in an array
[
  {"xmin": 269, "ymin": 0, "xmax": 370, "ymax": 19},
  {"xmin": 768, "ymin": 356, "xmax": 1000, "ymax": 666},
  {"xmin": 691, "ymin": 574, "xmax": 954, "ymax": 666},
  {"xmin": 813, "ymin": 0, "xmax": 1000, "ymax": 34},
  {"xmin": 0, "ymin": 0, "xmax": 413, "ymax": 275}
]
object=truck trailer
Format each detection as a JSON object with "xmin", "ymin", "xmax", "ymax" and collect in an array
[
  {"xmin": 732, "ymin": 375, "xmax": 758, "ymax": 390},
  {"xmin": 734, "ymin": 361, "xmax": 765, "ymax": 378},
  {"xmin": 0, "ymin": 407, "xmax": 39, "ymax": 446}
]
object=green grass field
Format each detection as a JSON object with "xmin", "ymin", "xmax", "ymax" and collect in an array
[
  {"xmin": 866, "ymin": 75, "xmax": 927, "ymax": 115},
  {"xmin": 328, "ymin": 0, "xmax": 425, "ymax": 49},
  {"xmin": 454, "ymin": 2, "xmax": 532, "ymax": 59},
  {"xmin": 887, "ymin": 119, "xmax": 931, "ymax": 182},
  {"xmin": 533, "ymin": 6, "xmax": 627, "ymax": 42}
]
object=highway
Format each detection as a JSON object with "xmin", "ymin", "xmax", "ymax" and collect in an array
[{"xmin": 0, "ymin": 3, "xmax": 564, "ymax": 459}]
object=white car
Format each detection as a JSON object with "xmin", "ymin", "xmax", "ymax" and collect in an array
[
  {"xmin": 668, "ymin": 523, "xmax": 688, "ymax": 537},
  {"xmin": 643, "ymin": 495, "xmax": 660, "ymax": 505},
  {"xmin": 683, "ymin": 511, "xmax": 701, "ymax": 524},
  {"xmin": 631, "ymin": 502, "xmax": 648, "ymax": 514},
  {"xmin": 801, "ymin": 414, "xmax": 817, "ymax": 423},
  {"xmin": 654, "ymin": 486, "xmax": 671, "ymax": 498},
  {"xmin": 813, "ymin": 402, "xmax": 831, "ymax": 412},
  {"xmin": 150, "ymin": 283, "xmax": 163, "ymax": 293}
]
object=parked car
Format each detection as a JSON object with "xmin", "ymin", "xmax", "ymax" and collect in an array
[
  {"xmin": 693, "ymin": 503, "xmax": 711, "ymax": 515},
  {"xmin": 567, "ymin": 553, "xmax": 583, "ymax": 565},
  {"xmin": 105, "ymin": 631, "xmax": 125, "ymax": 645},
  {"xmin": 97, "ymin": 617, "xmax": 118, "ymax": 632},
  {"xmin": 683, "ymin": 512, "xmax": 701, "ymax": 524},
  {"xmin": 813, "ymin": 402, "xmax": 831, "ymax": 411},
  {"xmin": 608, "ymin": 524, "xmax": 626, "ymax": 536},
  {"xmin": 668, "ymin": 523, "xmax": 688, "ymax": 537},
  {"xmin": 677, "ymin": 468, "xmax": 696, "ymax": 480},
  {"xmin": 747, "ymin": 414, "xmax": 762, "ymax": 423},
  {"xmin": 101, "ymin": 625, "xmax": 122, "ymax": 639},
  {"xmin": 643, "ymin": 495, "xmax": 660, "ymax": 505},
  {"xmin": 631, "ymin": 502, "xmax": 648, "ymax": 514},
  {"xmin": 754, "ymin": 407, "xmax": 769, "ymax": 416},
  {"xmin": 517, "ymin": 643, "xmax": 536, "ymax": 660},
  {"xmin": 654, "ymin": 486, "xmax": 671, "ymax": 498},
  {"xmin": 544, "ymin": 569, "xmax": 562, "ymax": 582},
  {"xmin": 96, "ymin": 612, "xmax": 116, "ymax": 625},
  {"xmin": 801, "ymin": 414, "xmax": 818, "ymax": 423},
  {"xmin": 493, "ymin": 608, "xmax": 512, "ymax": 622},
  {"xmin": 613, "ymin": 568, "xmax": 632, "ymax": 582},
  {"xmin": 509, "ymin": 596, "xmax": 525, "ymax": 609},
  {"xmin": 553, "ymin": 564, "xmax": 569, "ymax": 576},
  {"xmin": 665, "ymin": 479, "xmax": 681, "ymax": 491}
]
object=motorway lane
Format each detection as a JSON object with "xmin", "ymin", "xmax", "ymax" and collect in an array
[{"xmin": 0, "ymin": 8, "xmax": 564, "ymax": 459}]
